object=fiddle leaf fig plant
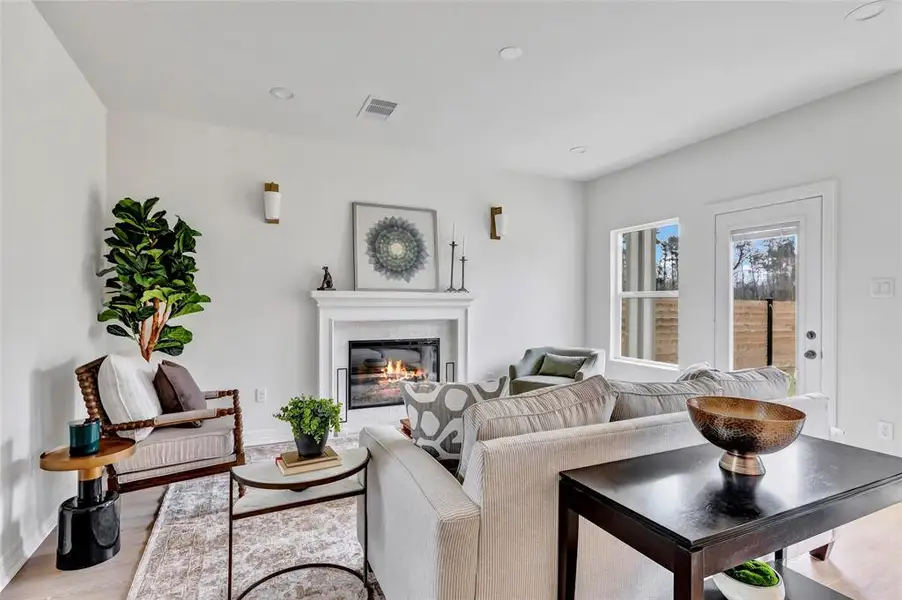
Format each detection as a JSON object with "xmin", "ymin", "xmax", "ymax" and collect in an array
[{"xmin": 97, "ymin": 197, "xmax": 210, "ymax": 360}]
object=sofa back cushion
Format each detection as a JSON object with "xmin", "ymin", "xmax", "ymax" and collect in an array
[
  {"xmin": 608, "ymin": 379, "xmax": 722, "ymax": 422},
  {"xmin": 677, "ymin": 365, "xmax": 790, "ymax": 400},
  {"xmin": 402, "ymin": 377, "xmax": 509, "ymax": 462},
  {"xmin": 98, "ymin": 354, "xmax": 163, "ymax": 441},
  {"xmin": 458, "ymin": 376, "xmax": 616, "ymax": 480}
]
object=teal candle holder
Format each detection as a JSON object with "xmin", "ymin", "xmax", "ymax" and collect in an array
[{"xmin": 68, "ymin": 418, "xmax": 100, "ymax": 457}]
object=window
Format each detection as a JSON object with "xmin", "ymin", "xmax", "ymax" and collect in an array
[{"xmin": 612, "ymin": 220, "xmax": 679, "ymax": 365}]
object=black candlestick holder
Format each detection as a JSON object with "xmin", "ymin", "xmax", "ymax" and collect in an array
[
  {"xmin": 458, "ymin": 256, "xmax": 469, "ymax": 293},
  {"xmin": 446, "ymin": 241, "xmax": 459, "ymax": 292}
]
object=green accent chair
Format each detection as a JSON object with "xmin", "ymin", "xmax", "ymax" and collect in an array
[{"xmin": 509, "ymin": 347, "xmax": 606, "ymax": 395}]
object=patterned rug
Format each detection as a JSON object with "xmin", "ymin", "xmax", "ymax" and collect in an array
[{"xmin": 127, "ymin": 436, "xmax": 385, "ymax": 600}]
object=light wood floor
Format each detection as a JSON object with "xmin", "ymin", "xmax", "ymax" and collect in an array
[{"xmin": 1, "ymin": 490, "xmax": 900, "ymax": 599}]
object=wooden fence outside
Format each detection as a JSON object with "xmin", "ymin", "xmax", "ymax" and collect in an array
[{"xmin": 623, "ymin": 298, "xmax": 796, "ymax": 369}]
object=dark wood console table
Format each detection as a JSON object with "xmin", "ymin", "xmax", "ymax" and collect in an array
[{"xmin": 558, "ymin": 436, "xmax": 902, "ymax": 599}]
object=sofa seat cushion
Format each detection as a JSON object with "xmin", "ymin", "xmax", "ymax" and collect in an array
[
  {"xmin": 116, "ymin": 416, "xmax": 235, "ymax": 475},
  {"xmin": 511, "ymin": 375, "xmax": 572, "ymax": 393},
  {"xmin": 458, "ymin": 376, "xmax": 616, "ymax": 480},
  {"xmin": 402, "ymin": 377, "xmax": 509, "ymax": 461},
  {"xmin": 98, "ymin": 354, "xmax": 163, "ymax": 442},
  {"xmin": 609, "ymin": 379, "xmax": 722, "ymax": 422},
  {"xmin": 677, "ymin": 365, "xmax": 790, "ymax": 400}
]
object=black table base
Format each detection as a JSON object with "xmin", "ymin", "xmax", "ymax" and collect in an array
[
  {"xmin": 56, "ymin": 478, "xmax": 121, "ymax": 570},
  {"xmin": 235, "ymin": 563, "xmax": 369, "ymax": 600},
  {"xmin": 227, "ymin": 465, "xmax": 371, "ymax": 600}
]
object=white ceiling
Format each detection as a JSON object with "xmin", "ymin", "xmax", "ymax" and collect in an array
[{"xmin": 36, "ymin": 1, "xmax": 902, "ymax": 181}]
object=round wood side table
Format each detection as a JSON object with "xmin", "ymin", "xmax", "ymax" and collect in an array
[{"xmin": 40, "ymin": 438, "xmax": 136, "ymax": 570}]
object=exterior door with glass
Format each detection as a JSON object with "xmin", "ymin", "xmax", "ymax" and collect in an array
[{"xmin": 714, "ymin": 194, "xmax": 831, "ymax": 402}]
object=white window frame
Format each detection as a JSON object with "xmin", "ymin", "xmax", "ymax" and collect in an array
[{"xmin": 610, "ymin": 218, "xmax": 680, "ymax": 369}]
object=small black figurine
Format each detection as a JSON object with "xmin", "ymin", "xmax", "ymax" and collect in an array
[{"xmin": 317, "ymin": 266, "xmax": 335, "ymax": 291}]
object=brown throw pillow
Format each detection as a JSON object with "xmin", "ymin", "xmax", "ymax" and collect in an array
[{"xmin": 153, "ymin": 360, "xmax": 205, "ymax": 428}]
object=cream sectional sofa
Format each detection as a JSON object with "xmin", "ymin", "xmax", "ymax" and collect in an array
[{"xmin": 358, "ymin": 388, "xmax": 832, "ymax": 600}]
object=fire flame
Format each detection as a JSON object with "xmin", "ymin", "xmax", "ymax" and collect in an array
[{"xmin": 383, "ymin": 360, "xmax": 425, "ymax": 381}]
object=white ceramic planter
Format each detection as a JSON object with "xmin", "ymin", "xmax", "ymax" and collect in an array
[{"xmin": 712, "ymin": 571, "xmax": 785, "ymax": 600}]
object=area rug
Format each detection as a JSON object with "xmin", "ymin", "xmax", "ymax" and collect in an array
[{"xmin": 126, "ymin": 435, "xmax": 385, "ymax": 600}]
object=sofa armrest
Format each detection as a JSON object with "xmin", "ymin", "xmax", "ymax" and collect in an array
[
  {"xmin": 204, "ymin": 389, "xmax": 243, "ymax": 455},
  {"xmin": 574, "ymin": 349, "xmax": 606, "ymax": 381},
  {"xmin": 359, "ymin": 426, "xmax": 480, "ymax": 600},
  {"xmin": 510, "ymin": 348, "xmax": 545, "ymax": 380},
  {"xmin": 775, "ymin": 393, "xmax": 830, "ymax": 440},
  {"xmin": 153, "ymin": 408, "xmax": 224, "ymax": 427}
]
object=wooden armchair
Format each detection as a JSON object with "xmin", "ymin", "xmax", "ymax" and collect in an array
[{"xmin": 75, "ymin": 356, "xmax": 245, "ymax": 494}]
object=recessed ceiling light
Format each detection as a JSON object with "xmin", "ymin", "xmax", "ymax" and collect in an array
[
  {"xmin": 569, "ymin": 146, "xmax": 589, "ymax": 155},
  {"xmin": 269, "ymin": 87, "xmax": 294, "ymax": 100},
  {"xmin": 498, "ymin": 46, "xmax": 524, "ymax": 61},
  {"xmin": 845, "ymin": 1, "xmax": 885, "ymax": 21}
]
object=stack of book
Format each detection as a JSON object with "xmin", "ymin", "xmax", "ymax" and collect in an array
[{"xmin": 275, "ymin": 446, "xmax": 342, "ymax": 476}]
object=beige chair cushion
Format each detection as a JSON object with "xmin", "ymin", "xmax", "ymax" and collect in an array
[
  {"xmin": 608, "ymin": 379, "xmax": 722, "ymax": 422},
  {"xmin": 116, "ymin": 416, "xmax": 235, "ymax": 476},
  {"xmin": 458, "ymin": 376, "xmax": 617, "ymax": 480}
]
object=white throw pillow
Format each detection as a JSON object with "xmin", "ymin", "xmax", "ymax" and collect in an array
[{"xmin": 97, "ymin": 354, "xmax": 163, "ymax": 441}]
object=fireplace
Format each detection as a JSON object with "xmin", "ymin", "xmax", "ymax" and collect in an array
[{"xmin": 348, "ymin": 338, "xmax": 440, "ymax": 409}]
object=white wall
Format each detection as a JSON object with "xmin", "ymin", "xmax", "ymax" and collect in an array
[
  {"xmin": 106, "ymin": 112, "xmax": 585, "ymax": 443},
  {"xmin": 586, "ymin": 73, "xmax": 902, "ymax": 456},
  {"xmin": 0, "ymin": 1, "xmax": 107, "ymax": 587}
]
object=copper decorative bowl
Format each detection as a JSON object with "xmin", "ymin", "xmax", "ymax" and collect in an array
[{"xmin": 687, "ymin": 396, "xmax": 806, "ymax": 476}]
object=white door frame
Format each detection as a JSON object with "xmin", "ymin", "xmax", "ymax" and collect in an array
[{"xmin": 709, "ymin": 181, "xmax": 837, "ymax": 427}]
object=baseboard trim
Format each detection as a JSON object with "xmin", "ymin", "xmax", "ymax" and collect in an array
[
  {"xmin": 243, "ymin": 428, "xmax": 293, "ymax": 447},
  {"xmin": 243, "ymin": 428, "xmax": 357, "ymax": 448},
  {"xmin": 0, "ymin": 513, "xmax": 58, "ymax": 592}
]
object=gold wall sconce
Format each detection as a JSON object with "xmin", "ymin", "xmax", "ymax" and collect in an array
[
  {"xmin": 264, "ymin": 182, "xmax": 281, "ymax": 224},
  {"xmin": 490, "ymin": 206, "xmax": 508, "ymax": 240}
]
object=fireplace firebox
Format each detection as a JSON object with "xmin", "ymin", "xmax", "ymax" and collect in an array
[{"xmin": 348, "ymin": 338, "xmax": 440, "ymax": 409}]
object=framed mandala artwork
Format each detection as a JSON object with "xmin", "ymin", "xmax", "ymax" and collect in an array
[{"xmin": 352, "ymin": 203, "xmax": 439, "ymax": 291}]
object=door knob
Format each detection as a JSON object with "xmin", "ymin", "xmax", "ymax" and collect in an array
[{"xmin": 804, "ymin": 350, "xmax": 818, "ymax": 360}]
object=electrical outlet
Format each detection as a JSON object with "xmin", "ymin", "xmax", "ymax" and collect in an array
[
  {"xmin": 255, "ymin": 388, "xmax": 267, "ymax": 404},
  {"xmin": 878, "ymin": 421, "xmax": 894, "ymax": 441},
  {"xmin": 870, "ymin": 278, "xmax": 895, "ymax": 298}
]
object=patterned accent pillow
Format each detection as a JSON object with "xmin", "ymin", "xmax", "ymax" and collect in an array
[
  {"xmin": 676, "ymin": 365, "xmax": 790, "ymax": 400},
  {"xmin": 402, "ymin": 377, "xmax": 510, "ymax": 461}
]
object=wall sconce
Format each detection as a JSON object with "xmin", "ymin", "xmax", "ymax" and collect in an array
[
  {"xmin": 490, "ymin": 206, "xmax": 508, "ymax": 240},
  {"xmin": 264, "ymin": 181, "xmax": 281, "ymax": 224}
]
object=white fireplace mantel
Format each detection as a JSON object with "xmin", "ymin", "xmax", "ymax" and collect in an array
[{"xmin": 311, "ymin": 291, "xmax": 474, "ymax": 430}]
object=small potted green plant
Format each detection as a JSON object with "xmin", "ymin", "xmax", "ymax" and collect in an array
[
  {"xmin": 713, "ymin": 560, "xmax": 784, "ymax": 600},
  {"xmin": 274, "ymin": 396, "xmax": 342, "ymax": 458}
]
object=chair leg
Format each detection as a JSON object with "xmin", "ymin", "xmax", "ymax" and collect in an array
[
  {"xmin": 238, "ymin": 482, "xmax": 246, "ymax": 498},
  {"xmin": 809, "ymin": 541, "xmax": 834, "ymax": 561}
]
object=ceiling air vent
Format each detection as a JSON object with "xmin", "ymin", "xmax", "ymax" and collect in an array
[{"xmin": 357, "ymin": 95, "xmax": 398, "ymax": 121}]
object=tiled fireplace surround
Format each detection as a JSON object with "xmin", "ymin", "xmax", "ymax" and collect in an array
[{"xmin": 312, "ymin": 291, "xmax": 474, "ymax": 433}]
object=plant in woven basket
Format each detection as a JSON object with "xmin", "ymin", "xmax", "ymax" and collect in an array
[
  {"xmin": 274, "ymin": 396, "xmax": 342, "ymax": 457},
  {"xmin": 97, "ymin": 197, "xmax": 210, "ymax": 360}
]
